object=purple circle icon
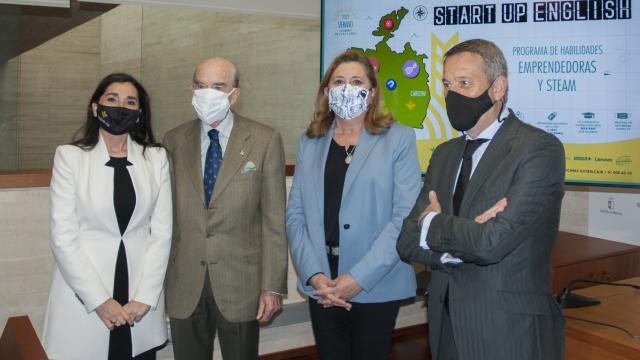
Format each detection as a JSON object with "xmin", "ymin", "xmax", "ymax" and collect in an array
[{"xmin": 402, "ymin": 59, "xmax": 420, "ymax": 79}]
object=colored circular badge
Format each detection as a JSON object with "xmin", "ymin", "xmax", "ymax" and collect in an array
[
  {"xmin": 386, "ymin": 79, "xmax": 397, "ymax": 91},
  {"xmin": 383, "ymin": 18, "xmax": 394, "ymax": 30},
  {"xmin": 368, "ymin": 56, "xmax": 380, "ymax": 72},
  {"xmin": 402, "ymin": 59, "xmax": 420, "ymax": 79},
  {"xmin": 413, "ymin": 5, "xmax": 428, "ymax": 21}
]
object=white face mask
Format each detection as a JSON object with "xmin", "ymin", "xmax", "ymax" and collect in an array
[
  {"xmin": 192, "ymin": 88, "xmax": 235, "ymax": 125},
  {"xmin": 328, "ymin": 84, "xmax": 370, "ymax": 120}
]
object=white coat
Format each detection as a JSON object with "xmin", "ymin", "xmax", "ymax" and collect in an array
[{"xmin": 42, "ymin": 134, "xmax": 172, "ymax": 359}]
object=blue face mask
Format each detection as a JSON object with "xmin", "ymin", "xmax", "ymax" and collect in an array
[{"xmin": 328, "ymin": 84, "xmax": 370, "ymax": 120}]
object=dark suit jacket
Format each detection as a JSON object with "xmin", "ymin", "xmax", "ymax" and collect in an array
[
  {"xmin": 397, "ymin": 111, "xmax": 566, "ymax": 360},
  {"xmin": 163, "ymin": 114, "xmax": 287, "ymax": 322}
]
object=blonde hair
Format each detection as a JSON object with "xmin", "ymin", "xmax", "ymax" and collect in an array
[{"xmin": 306, "ymin": 50, "xmax": 392, "ymax": 138}]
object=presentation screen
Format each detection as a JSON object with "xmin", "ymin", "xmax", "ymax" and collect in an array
[{"xmin": 322, "ymin": 0, "xmax": 639, "ymax": 186}]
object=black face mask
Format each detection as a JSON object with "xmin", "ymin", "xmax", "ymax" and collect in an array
[
  {"xmin": 96, "ymin": 104, "xmax": 140, "ymax": 135},
  {"xmin": 445, "ymin": 87, "xmax": 494, "ymax": 132}
]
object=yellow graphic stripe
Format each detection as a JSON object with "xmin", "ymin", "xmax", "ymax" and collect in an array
[
  {"xmin": 418, "ymin": 33, "xmax": 460, "ymax": 172},
  {"xmin": 427, "ymin": 32, "xmax": 458, "ymax": 140}
]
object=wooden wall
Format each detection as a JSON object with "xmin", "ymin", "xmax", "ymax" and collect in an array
[{"xmin": 5, "ymin": 4, "xmax": 320, "ymax": 169}]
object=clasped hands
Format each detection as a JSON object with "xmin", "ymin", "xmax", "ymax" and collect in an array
[
  {"xmin": 96, "ymin": 299, "xmax": 150, "ymax": 330},
  {"xmin": 310, "ymin": 273, "xmax": 362, "ymax": 311}
]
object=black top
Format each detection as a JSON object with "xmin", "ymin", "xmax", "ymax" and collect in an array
[
  {"xmin": 324, "ymin": 139, "xmax": 354, "ymax": 278},
  {"xmin": 105, "ymin": 156, "xmax": 136, "ymax": 359},
  {"xmin": 106, "ymin": 156, "xmax": 136, "ymax": 235}
]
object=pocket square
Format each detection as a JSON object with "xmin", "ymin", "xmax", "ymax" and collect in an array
[{"xmin": 241, "ymin": 160, "xmax": 257, "ymax": 173}]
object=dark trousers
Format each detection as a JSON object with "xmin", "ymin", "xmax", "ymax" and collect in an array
[
  {"xmin": 170, "ymin": 271, "xmax": 259, "ymax": 360},
  {"xmin": 308, "ymin": 297, "xmax": 401, "ymax": 360},
  {"xmin": 436, "ymin": 293, "xmax": 459, "ymax": 360}
]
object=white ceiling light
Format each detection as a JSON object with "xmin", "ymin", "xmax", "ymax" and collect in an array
[{"xmin": 0, "ymin": 0, "xmax": 70, "ymax": 7}]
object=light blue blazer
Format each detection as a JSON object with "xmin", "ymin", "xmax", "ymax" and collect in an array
[{"xmin": 286, "ymin": 122, "xmax": 421, "ymax": 303}]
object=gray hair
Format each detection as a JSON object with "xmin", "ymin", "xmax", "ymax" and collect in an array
[{"xmin": 444, "ymin": 39, "xmax": 508, "ymax": 103}]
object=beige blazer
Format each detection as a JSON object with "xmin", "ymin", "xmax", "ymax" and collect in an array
[
  {"xmin": 163, "ymin": 114, "xmax": 287, "ymax": 322},
  {"xmin": 42, "ymin": 135, "xmax": 172, "ymax": 359}
]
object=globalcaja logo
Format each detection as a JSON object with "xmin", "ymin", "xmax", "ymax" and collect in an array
[
  {"xmin": 547, "ymin": 111, "xmax": 557, "ymax": 121},
  {"xmin": 582, "ymin": 112, "xmax": 595, "ymax": 119},
  {"xmin": 616, "ymin": 112, "xmax": 629, "ymax": 119},
  {"xmin": 616, "ymin": 155, "xmax": 632, "ymax": 166},
  {"xmin": 413, "ymin": 5, "xmax": 428, "ymax": 21},
  {"xmin": 573, "ymin": 156, "xmax": 591, "ymax": 161}
]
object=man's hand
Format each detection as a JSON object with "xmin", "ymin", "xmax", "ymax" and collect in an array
[
  {"xmin": 256, "ymin": 291, "xmax": 282, "ymax": 325},
  {"xmin": 419, "ymin": 191, "xmax": 442, "ymax": 224},
  {"xmin": 96, "ymin": 298, "xmax": 133, "ymax": 330},
  {"xmin": 475, "ymin": 198, "xmax": 508, "ymax": 223},
  {"xmin": 123, "ymin": 300, "xmax": 151, "ymax": 323},
  {"xmin": 310, "ymin": 273, "xmax": 351, "ymax": 310}
]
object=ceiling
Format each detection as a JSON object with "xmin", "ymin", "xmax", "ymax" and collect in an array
[{"xmin": 0, "ymin": 1, "xmax": 117, "ymax": 63}]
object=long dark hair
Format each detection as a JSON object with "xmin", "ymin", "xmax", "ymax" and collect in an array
[{"xmin": 71, "ymin": 73, "xmax": 160, "ymax": 152}]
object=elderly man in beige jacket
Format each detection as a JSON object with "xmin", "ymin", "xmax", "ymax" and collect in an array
[{"xmin": 163, "ymin": 57, "xmax": 287, "ymax": 360}]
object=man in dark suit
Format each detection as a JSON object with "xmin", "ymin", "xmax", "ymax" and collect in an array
[
  {"xmin": 397, "ymin": 39, "xmax": 565, "ymax": 360},
  {"xmin": 164, "ymin": 58, "xmax": 287, "ymax": 360}
]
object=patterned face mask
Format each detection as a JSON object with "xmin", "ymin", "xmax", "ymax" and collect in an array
[{"xmin": 328, "ymin": 84, "xmax": 370, "ymax": 120}]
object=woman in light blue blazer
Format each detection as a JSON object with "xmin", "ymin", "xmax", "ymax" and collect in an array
[{"xmin": 286, "ymin": 51, "xmax": 421, "ymax": 359}]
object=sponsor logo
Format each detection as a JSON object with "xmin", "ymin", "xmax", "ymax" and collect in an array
[
  {"xmin": 616, "ymin": 156, "xmax": 632, "ymax": 166},
  {"xmin": 582, "ymin": 112, "xmax": 595, "ymax": 119},
  {"xmin": 616, "ymin": 112, "xmax": 629, "ymax": 119}
]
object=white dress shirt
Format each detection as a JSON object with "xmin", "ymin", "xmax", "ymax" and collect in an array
[
  {"xmin": 200, "ymin": 111, "xmax": 234, "ymax": 177},
  {"xmin": 420, "ymin": 108, "xmax": 509, "ymax": 263}
]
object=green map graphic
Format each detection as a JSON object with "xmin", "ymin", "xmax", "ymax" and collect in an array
[{"xmin": 351, "ymin": 7, "xmax": 430, "ymax": 129}]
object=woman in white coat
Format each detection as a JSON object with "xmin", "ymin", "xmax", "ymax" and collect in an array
[{"xmin": 42, "ymin": 73, "xmax": 172, "ymax": 360}]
